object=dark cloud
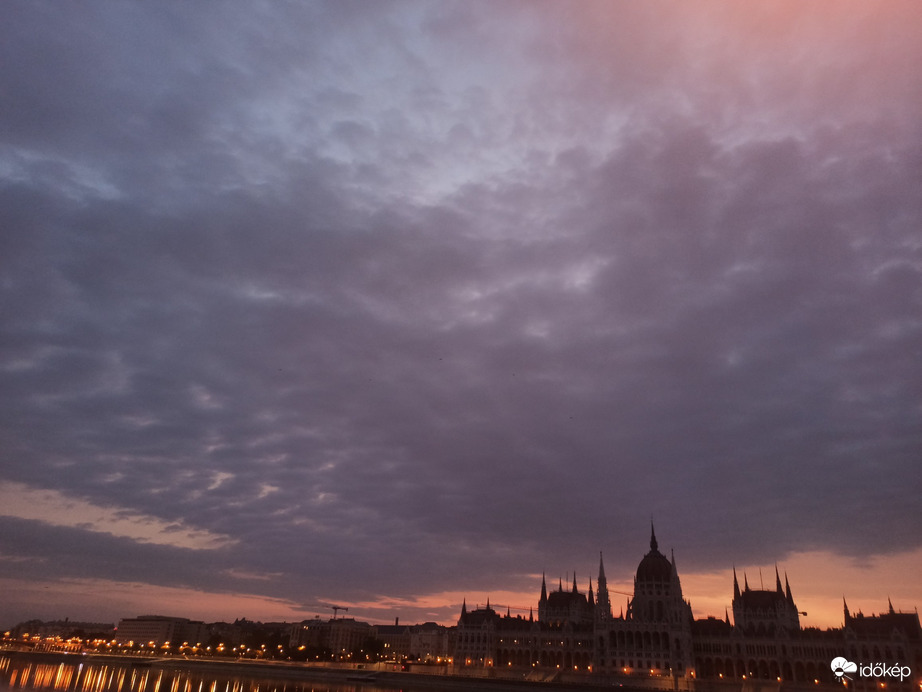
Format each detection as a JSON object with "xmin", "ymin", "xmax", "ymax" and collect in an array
[{"xmin": 1, "ymin": 1, "xmax": 920, "ymax": 627}]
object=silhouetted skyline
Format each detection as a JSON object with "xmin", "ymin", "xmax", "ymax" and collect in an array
[{"xmin": 1, "ymin": 1, "xmax": 920, "ymax": 629}]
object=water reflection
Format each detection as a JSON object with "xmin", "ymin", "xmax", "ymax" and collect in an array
[{"xmin": 0, "ymin": 655, "xmax": 385, "ymax": 692}]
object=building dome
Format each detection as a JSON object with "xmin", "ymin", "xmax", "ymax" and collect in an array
[
  {"xmin": 636, "ymin": 549, "xmax": 673, "ymax": 582},
  {"xmin": 636, "ymin": 524, "xmax": 673, "ymax": 583}
]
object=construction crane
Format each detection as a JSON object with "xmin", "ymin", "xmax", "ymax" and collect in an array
[
  {"xmin": 304, "ymin": 603, "xmax": 350, "ymax": 619},
  {"xmin": 326, "ymin": 604, "xmax": 348, "ymax": 619}
]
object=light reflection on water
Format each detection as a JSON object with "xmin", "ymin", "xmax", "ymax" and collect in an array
[{"xmin": 0, "ymin": 655, "xmax": 388, "ymax": 692}]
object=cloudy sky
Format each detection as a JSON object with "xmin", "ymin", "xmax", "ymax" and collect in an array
[{"xmin": 1, "ymin": 1, "xmax": 920, "ymax": 630}]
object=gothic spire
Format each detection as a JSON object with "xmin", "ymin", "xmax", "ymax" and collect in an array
[
  {"xmin": 540, "ymin": 573, "xmax": 547, "ymax": 602},
  {"xmin": 650, "ymin": 520, "xmax": 658, "ymax": 551},
  {"xmin": 733, "ymin": 566, "xmax": 741, "ymax": 600},
  {"xmin": 596, "ymin": 552, "xmax": 612, "ymax": 619},
  {"xmin": 785, "ymin": 572, "xmax": 793, "ymax": 602},
  {"xmin": 775, "ymin": 564, "xmax": 783, "ymax": 593}
]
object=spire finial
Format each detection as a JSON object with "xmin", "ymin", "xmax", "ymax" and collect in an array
[{"xmin": 650, "ymin": 520, "xmax": 658, "ymax": 551}]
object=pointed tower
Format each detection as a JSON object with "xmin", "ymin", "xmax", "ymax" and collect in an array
[
  {"xmin": 572, "ymin": 573, "xmax": 578, "ymax": 594},
  {"xmin": 734, "ymin": 568, "xmax": 800, "ymax": 634},
  {"xmin": 596, "ymin": 552, "xmax": 612, "ymax": 621},
  {"xmin": 539, "ymin": 574, "xmax": 548, "ymax": 623}
]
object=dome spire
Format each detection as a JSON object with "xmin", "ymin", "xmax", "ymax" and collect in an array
[{"xmin": 650, "ymin": 520, "xmax": 658, "ymax": 552}]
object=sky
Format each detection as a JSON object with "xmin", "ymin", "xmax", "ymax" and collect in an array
[{"xmin": 1, "ymin": 1, "xmax": 921, "ymax": 631}]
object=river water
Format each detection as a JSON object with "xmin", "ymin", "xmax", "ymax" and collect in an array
[{"xmin": 0, "ymin": 654, "xmax": 395, "ymax": 692}]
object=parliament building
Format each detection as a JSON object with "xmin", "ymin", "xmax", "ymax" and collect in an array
[{"xmin": 454, "ymin": 527, "xmax": 921, "ymax": 689}]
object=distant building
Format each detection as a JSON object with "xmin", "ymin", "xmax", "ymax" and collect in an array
[
  {"xmin": 114, "ymin": 615, "xmax": 207, "ymax": 646},
  {"xmin": 374, "ymin": 621, "xmax": 411, "ymax": 660},
  {"xmin": 408, "ymin": 621, "xmax": 451, "ymax": 661},
  {"xmin": 287, "ymin": 616, "xmax": 373, "ymax": 661},
  {"xmin": 9, "ymin": 619, "xmax": 114, "ymax": 640},
  {"xmin": 288, "ymin": 617, "xmax": 327, "ymax": 651}
]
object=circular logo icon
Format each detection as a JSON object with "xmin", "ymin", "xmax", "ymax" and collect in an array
[{"xmin": 831, "ymin": 657, "xmax": 857, "ymax": 680}]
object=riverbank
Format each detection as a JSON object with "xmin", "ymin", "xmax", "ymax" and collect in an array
[
  {"xmin": 0, "ymin": 649, "xmax": 819, "ymax": 692},
  {"xmin": 0, "ymin": 650, "xmax": 673, "ymax": 692}
]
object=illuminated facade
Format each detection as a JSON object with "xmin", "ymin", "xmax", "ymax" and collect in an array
[{"xmin": 114, "ymin": 615, "xmax": 207, "ymax": 646}]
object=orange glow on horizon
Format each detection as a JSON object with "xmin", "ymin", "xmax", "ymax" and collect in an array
[{"xmin": 1, "ymin": 546, "xmax": 918, "ymax": 628}]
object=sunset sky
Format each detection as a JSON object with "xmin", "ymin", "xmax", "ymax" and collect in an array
[{"xmin": 1, "ymin": 1, "xmax": 920, "ymax": 631}]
